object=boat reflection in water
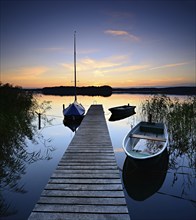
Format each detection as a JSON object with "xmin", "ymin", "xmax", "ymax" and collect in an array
[
  {"xmin": 63, "ymin": 115, "xmax": 84, "ymax": 132},
  {"xmin": 109, "ymin": 106, "xmax": 136, "ymax": 121},
  {"xmin": 109, "ymin": 112, "xmax": 136, "ymax": 121},
  {"xmin": 123, "ymin": 149, "xmax": 168, "ymax": 201},
  {"xmin": 108, "ymin": 104, "xmax": 136, "ymax": 122}
]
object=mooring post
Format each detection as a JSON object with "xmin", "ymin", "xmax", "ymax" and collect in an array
[
  {"xmin": 148, "ymin": 113, "xmax": 152, "ymax": 123},
  {"xmin": 38, "ymin": 113, "xmax": 41, "ymax": 129},
  {"xmin": 35, "ymin": 111, "xmax": 41, "ymax": 130}
]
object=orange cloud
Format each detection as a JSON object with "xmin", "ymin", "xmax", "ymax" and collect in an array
[
  {"xmin": 2, "ymin": 66, "xmax": 50, "ymax": 87},
  {"xmin": 60, "ymin": 55, "xmax": 150, "ymax": 87},
  {"xmin": 61, "ymin": 55, "xmax": 128, "ymax": 77},
  {"xmin": 12, "ymin": 66, "xmax": 49, "ymax": 79},
  {"xmin": 149, "ymin": 62, "xmax": 189, "ymax": 71},
  {"xmin": 104, "ymin": 29, "xmax": 140, "ymax": 41}
]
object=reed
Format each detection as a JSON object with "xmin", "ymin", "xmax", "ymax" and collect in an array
[
  {"xmin": 0, "ymin": 83, "xmax": 54, "ymax": 213},
  {"xmin": 141, "ymin": 94, "xmax": 196, "ymax": 168}
]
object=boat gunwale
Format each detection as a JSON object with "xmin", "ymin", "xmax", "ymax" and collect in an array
[{"xmin": 109, "ymin": 105, "xmax": 136, "ymax": 112}]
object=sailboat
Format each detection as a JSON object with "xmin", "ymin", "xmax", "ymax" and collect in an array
[{"xmin": 63, "ymin": 31, "xmax": 85, "ymax": 120}]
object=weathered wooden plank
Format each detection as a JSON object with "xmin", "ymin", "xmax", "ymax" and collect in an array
[
  {"xmin": 62, "ymin": 147, "xmax": 111, "ymax": 151},
  {"xmin": 71, "ymin": 138, "xmax": 111, "ymax": 142},
  {"xmin": 53, "ymin": 169, "xmax": 119, "ymax": 174},
  {"xmin": 67, "ymin": 146, "xmax": 113, "ymax": 149},
  {"xmin": 51, "ymin": 173, "xmax": 120, "ymax": 179},
  {"xmin": 58, "ymin": 162, "xmax": 117, "ymax": 166},
  {"xmin": 62, "ymin": 153, "xmax": 115, "ymax": 157},
  {"xmin": 67, "ymin": 144, "xmax": 112, "ymax": 147},
  {"xmin": 59, "ymin": 159, "xmax": 117, "ymax": 163},
  {"xmin": 66, "ymin": 149, "xmax": 114, "ymax": 153},
  {"xmin": 62, "ymin": 154, "xmax": 115, "ymax": 159},
  {"xmin": 48, "ymin": 178, "xmax": 121, "ymax": 184},
  {"xmin": 64, "ymin": 151, "xmax": 115, "ymax": 155},
  {"xmin": 37, "ymin": 197, "xmax": 127, "ymax": 205},
  {"xmin": 69, "ymin": 143, "xmax": 110, "ymax": 147},
  {"xmin": 33, "ymin": 204, "xmax": 129, "ymax": 213},
  {"xmin": 41, "ymin": 189, "xmax": 125, "ymax": 197},
  {"xmin": 28, "ymin": 213, "xmax": 130, "ymax": 220},
  {"xmin": 61, "ymin": 158, "xmax": 116, "ymax": 162},
  {"xmin": 45, "ymin": 183, "xmax": 123, "ymax": 191},
  {"xmin": 62, "ymin": 151, "xmax": 114, "ymax": 155},
  {"xmin": 73, "ymin": 136, "xmax": 109, "ymax": 139},
  {"xmin": 61, "ymin": 158, "xmax": 115, "ymax": 162},
  {"xmin": 68, "ymin": 144, "xmax": 113, "ymax": 147},
  {"xmin": 56, "ymin": 165, "xmax": 118, "ymax": 170}
]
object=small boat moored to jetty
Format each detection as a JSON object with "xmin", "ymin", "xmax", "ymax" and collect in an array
[
  {"xmin": 63, "ymin": 101, "xmax": 85, "ymax": 120},
  {"xmin": 109, "ymin": 104, "xmax": 136, "ymax": 116},
  {"xmin": 123, "ymin": 121, "xmax": 168, "ymax": 160}
]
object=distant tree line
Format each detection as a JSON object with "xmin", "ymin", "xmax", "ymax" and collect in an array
[
  {"xmin": 42, "ymin": 85, "xmax": 113, "ymax": 96},
  {"xmin": 113, "ymin": 86, "xmax": 196, "ymax": 95}
]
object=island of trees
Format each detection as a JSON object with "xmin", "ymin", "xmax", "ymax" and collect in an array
[
  {"xmin": 32, "ymin": 86, "xmax": 196, "ymax": 96},
  {"xmin": 42, "ymin": 85, "xmax": 113, "ymax": 96}
]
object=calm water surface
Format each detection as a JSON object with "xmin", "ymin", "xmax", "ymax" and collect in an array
[{"xmin": 1, "ymin": 94, "xmax": 195, "ymax": 220}]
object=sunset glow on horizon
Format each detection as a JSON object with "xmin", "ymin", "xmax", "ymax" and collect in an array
[{"xmin": 1, "ymin": 0, "xmax": 195, "ymax": 88}]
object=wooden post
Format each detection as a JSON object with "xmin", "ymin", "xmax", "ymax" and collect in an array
[
  {"xmin": 35, "ymin": 111, "xmax": 41, "ymax": 130},
  {"xmin": 148, "ymin": 113, "xmax": 152, "ymax": 123},
  {"xmin": 38, "ymin": 113, "xmax": 41, "ymax": 130}
]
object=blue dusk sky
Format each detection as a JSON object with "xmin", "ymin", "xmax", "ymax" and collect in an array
[{"xmin": 0, "ymin": 0, "xmax": 195, "ymax": 88}]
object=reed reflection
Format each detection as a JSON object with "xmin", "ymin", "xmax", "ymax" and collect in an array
[{"xmin": 0, "ymin": 84, "xmax": 54, "ymax": 216}]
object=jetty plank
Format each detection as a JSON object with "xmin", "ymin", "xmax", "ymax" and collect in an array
[{"xmin": 28, "ymin": 105, "xmax": 130, "ymax": 220}]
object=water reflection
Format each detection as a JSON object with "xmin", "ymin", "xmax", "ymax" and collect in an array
[
  {"xmin": 63, "ymin": 116, "xmax": 84, "ymax": 132},
  {"xmin": 0, "ymin": 85, "xmax": 55, "ymax": 217},
  {"xmin": 1, "ymin": 92, "xmax": 195, "ymax": 219},
  {"xmin": 109, "ymin": 112, "xmax": 136, "ymax": 121},
  {"xmin": 123, "ymin": 149, "xmax": 169, "ymax": 201}
]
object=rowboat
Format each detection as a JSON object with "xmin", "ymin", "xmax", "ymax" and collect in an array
[
  {"xmin": 123, "ymin": 121, "xmax": 168, "ymax": 160},
  {"xmin": 109, "ymin": 104, "xmax": 136, "ymax": 116}
]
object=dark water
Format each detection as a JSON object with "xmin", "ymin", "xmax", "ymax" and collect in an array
[{"xmin": 1, "ymin": 94, "xmax": 195, "ymax": 220}]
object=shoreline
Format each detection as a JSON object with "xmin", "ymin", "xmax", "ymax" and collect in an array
[{"xmin": 25, "ymin": 86, "xmax": 196, "ymax": 96}]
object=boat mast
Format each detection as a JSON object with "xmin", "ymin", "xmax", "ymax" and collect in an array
[{"xmin": 74, "ymin": 31, "xmax": 77, "ymax": 102}]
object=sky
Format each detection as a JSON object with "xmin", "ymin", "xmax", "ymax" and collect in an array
[{"xmin": 0, "ymin": 0, "xmax": 195, "ymax": 88}]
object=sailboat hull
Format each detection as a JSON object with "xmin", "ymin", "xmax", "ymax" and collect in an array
[{"xmin": 63, "ymin": 102, "xmax": 85, "ymax": 117}]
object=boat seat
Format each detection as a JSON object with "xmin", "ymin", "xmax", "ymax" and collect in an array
[
  {"xmin": 130, "ymin": 133, "xmax": 166, "ymax": 142},
  {"xmin": 140, "ymin": 124, "xmax": 164, "ymax": 134}
]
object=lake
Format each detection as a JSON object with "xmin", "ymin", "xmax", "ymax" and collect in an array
[{"xmin": 1, "ymin": 94, "xmax": 195, "ymax": 220}]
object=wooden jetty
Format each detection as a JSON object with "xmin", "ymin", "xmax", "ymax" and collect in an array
[{"xmin": 28, "ymin": 105, "xmax": 130, "ymax": 220}]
